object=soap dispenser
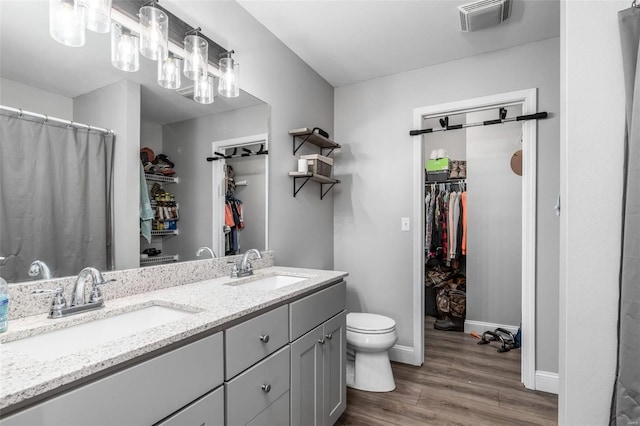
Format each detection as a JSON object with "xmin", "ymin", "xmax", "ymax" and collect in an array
[
  {"xmin": 0, "ymin": 275, "xmax": 8, "ymax": 333},
  {"xmin": 0, "ymin": 256, "xmax": 7, "ymax": 333}
]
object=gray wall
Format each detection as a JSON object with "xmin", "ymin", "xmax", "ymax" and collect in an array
[
  {"xmin": 162, "ymin": 104, "xmax": 268, "ymax": 262},
  {"xmin": 559, "ymin": 1, "xmax": 625, "ymax": 423},
  {"xmin": 163, "ymin": 0, "xmax": 335, "ymax": 270},
  {"xmin": 334, "ymin": 37, "xmax": 560, "ymax": 373},
  {"xmin": 74, "ymin": 80, "xmax": 141, "ymax": 271},
  {"xmin": 0, "ymin": 77, "xmax": 73, "ymax": 119},
  {"xmin": 466, "ymin": 107, "xmax": 522, "ymax": 327}
]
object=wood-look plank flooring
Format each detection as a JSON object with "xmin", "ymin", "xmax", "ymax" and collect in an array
[{"xmin": 336, "ymin": 316, "xmax": 558, "ymax": 425}]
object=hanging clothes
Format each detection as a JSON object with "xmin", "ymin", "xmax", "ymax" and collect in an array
[
  {"xmin": 224, "ymin": 195, "xmax": 245, "ymax": 255},
  {"xmin": 425, "ymin": 183, "xmax": 466, "ymax": 262}
]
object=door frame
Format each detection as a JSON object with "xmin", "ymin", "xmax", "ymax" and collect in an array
[
  {"xmin": 411, "ymin": 88, "xmax": 537, "ymax": 389},
  {"xmin": 211, "ymin": 133, "xmax": 269, "ymax": 257}
]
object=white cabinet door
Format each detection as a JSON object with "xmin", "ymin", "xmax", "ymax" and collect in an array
[
  {"xmin": 323, "ymin": 311, "xmax": 346, "ymax": 425},
  {"xmin": 290, "ymin": 324, "xmax": 324, "ymax": 426}
]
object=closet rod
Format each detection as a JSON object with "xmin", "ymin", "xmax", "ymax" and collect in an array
[
  {"xmin": 0, "ymin": 105, "xmax": 114, "ymax": 135},
  {"xmin": 409, "ymin": 112, "xmax": 548, "ymax": 136},
  {"xmin": 206, "ymin": 150, "xmax": 268, "ymax": 162}
]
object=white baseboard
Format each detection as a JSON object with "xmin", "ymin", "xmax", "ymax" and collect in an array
[
  {"xmin": 389, "ymin": 344, "xmax": 418, "ymax": 365},
  {"xmin": 535, "ymin": 371, "xmax": 559, "ymax": 394},
  {"xmin": 464, "ymin": 320, "xmax": 519, "ymax": 336}
]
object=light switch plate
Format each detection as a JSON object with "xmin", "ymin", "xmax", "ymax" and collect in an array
[{"xmin": 401, "ymin": 217, "xmax": 410, "ymax": 231}]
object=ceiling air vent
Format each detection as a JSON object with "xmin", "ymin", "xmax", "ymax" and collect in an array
[{"xmin": 458, "ymin": 0, "xmax": 512, "ymax": 32}]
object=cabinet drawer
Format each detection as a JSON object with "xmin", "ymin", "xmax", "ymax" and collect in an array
[
  {"xmin": 290, "ymin": 281, "xmax": 346, "ymax": 341},
  {"xmin": 246, "ymin": 390, "xmax": 289, "ymax": 426},
  {"xmin": 225, "ymin": 305, "xmax": 289, "ymax": 379},
  {"xmin": 1, "ymin": 332, "xmax": 224, "ymax": 426},
  {"xmin": 226, "ymin": 346, "xmax": 290, "ymax": 426},
  {"xmin": 156, "ymin": 386, "xmax": 224, "ymax": 426}
]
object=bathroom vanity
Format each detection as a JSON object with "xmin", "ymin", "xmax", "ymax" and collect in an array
[{"xmin": 0, "ymin": 260, "xmax": 347, "ymax": 426}]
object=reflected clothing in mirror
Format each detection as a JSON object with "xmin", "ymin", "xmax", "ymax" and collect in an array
[
  {"xmin": 224, "ymin": 195, "xmax": 244, "ymax": 255},
  {"xmin": 0, "ymin": 113, "xmax": 114, "ymax": 282}
]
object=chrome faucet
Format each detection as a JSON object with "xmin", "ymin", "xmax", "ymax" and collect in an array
[
  {"xmin": 238, "ymin": 249, "xmax": 262, "ymax": 277},
  {"xmin": 33, "ymin": 267, "xmax": 114, "ymax": 318},
  {"xmin": 196, "ymin": 247, "xmax": 217, "ymax": 258},
  {"xmin": 28, "ymin": 260, "xmax": 52, "ymax": 280}
]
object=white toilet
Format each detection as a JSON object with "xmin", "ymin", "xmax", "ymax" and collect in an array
[{"xmin": 346, "ymin": 312, "xmax": 398, "ymax": 392}]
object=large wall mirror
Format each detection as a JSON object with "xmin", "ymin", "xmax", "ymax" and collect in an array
[{"xmin": 0, "ymin": 1, "xmax": 269, "ymax": 283}]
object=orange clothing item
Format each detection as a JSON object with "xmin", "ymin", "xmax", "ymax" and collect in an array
[
  {"xmin": 461, "ymin": 192, "xmax": 467, "ymax": 255},
  {"xmin": 225, "ymin": 202, "xmax": 235, "ymax": 227}
]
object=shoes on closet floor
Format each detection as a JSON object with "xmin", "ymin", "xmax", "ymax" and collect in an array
[{"xmin": 433, "ymin": 317, "xmax": 463, "ymax": 332}]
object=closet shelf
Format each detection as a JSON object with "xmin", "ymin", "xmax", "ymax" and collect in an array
[
  {"xmin": 288, "ymin": 171, "xmax": 340, "ymax": 199},
  {"xmin": 150, "ymin": 229, "xmax": 179, "ymax": 236},
  {"xmin": 426, "ymin": 178, "xmax": 466, "ymax": 185},
  {"xmin": 140, "ymin": 254, "xmax": 179, "ymax": 265},
  {"xmin": 289, "ymin": 128, "xmax": 341, "ymax": 155},
  {"xmin": 144, "ymin": 173, "xmax": 179, "ymax": 184}
]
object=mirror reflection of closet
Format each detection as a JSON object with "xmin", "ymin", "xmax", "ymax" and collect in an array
[{"xmin": 0, "ymin": 1, "xmax": 270, "ymax": 281}]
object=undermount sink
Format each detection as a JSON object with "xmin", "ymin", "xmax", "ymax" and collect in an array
[
  {"xmin": 4, "ymin": 305, "xmax": 194, "ymax": 362},
  {"xmin": 230, "ymin": 275, "xmax": 307, "ymax": 291}
]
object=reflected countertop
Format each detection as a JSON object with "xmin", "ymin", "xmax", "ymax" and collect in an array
[{"xmin": 0, "ymin": 266, "xmax": 348, "ymax": 412}]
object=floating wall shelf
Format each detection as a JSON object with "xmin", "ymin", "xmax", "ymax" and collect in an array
[
  {"xmin": 289, "ymin": 128, "xmax": 341, "ymax": 156},
  {"xmin": 288, "ymin": 172, "xmax": 340, "ymax": 200}
]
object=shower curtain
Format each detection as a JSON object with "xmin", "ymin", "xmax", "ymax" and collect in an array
[
  {"xmin": 611, "ymin": 7, "xmax": 640, "ymax": 425},
  {"xmin": 0, "ymin": 113, "xmax": 114, "ymax": 282}
]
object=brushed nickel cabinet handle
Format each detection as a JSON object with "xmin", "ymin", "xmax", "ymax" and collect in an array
[
  {"xmin": 261, "ymin": 384, "xmax": 271, "ymax": 393},
  {"xmin": 325, "ymin": 333, "xmax": 333, "ymax": 340},
  {"xmin": 259, "ymin": 334, "xmax": 270, "ymax": 343}
]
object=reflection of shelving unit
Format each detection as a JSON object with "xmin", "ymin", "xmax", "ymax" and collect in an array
[
  {"xmin": 150, "ymin": 229, "xmax": 179, "ymax": 237},
  {"xmin": 289, "ymin": 128, "xmax": 341, "ymax": 155},
  {"xmin": 288, "ymin": 172, "xmax": 341, "ymax": 200},
  {"xmin": 144, "ymin": 173, "xmax": 179, "ymax": 184},
  {"xmin": 140, "ymin": 255, "xmax": 179, "ymax": 266}
]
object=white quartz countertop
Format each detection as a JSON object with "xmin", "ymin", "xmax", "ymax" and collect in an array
[{"xmin": 0, "ymin": 266, "xmax": 348, "ymax": 411}]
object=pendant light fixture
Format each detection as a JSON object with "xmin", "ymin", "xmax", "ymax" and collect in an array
[
  {"xmin": 49, "ymin": 0, "xmax": 86, "ymax": 47},
  {"xmin": 183, "ymin": 28, "xmax": 208, "ymax": 81},
  {"xmin": 82, "ymin": 0, "xmax": 112, "ymax": 33},
  {"xmin": 139, "ymin": 1, "xmax": 168, "ymax": 61},
  {"xmin": 218, "ymin": 50, "xmax": 239, "ymax": 98},
  {"xmin": 194, "ymin": 75, "xmax": 215, "ymax": 104},
  {"xmin": 158, "ymin": 54, "xmax": 182, "ymax": 89},
  {"xmin": 111, "ymin": 22, "xmax": 139, "ymax": 72}
]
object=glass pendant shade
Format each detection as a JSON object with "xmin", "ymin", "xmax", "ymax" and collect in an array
[
  {"xmin": 183, "ymin": 34, "xmax": 208, "ymax": 81},
  {"xmin": 49, "ymin": 0, "xmax": 86, "ymax": 47},
  {"xmin": 194, "ymin": 75, "xmax": 214, "ymax": 104},
  {"xmin": 158, "ymin": 56, "xmax": 182, "ymax": 89},
  {"xmin": 218, "ymin": 57, "xmax": 240, "ymax": 98},
  {"xmin": 139, "ymin": 6, "xmax": 168, "ymax": 61},
  {"xmin": 111, "ymin": 23, "xmax": 139, "ymax": 72},
  {"xmin": 82, "ymin": 0, "xmax": 111, "ymax": 33}
]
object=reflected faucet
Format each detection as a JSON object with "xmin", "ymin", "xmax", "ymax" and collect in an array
[
  {"xmin": 196, "ymin": 247, "xmax": 217, "ymax": 258},
  {"xmin": 28, "ymin": 260, "xmax": 52, "ymax": 280},
  {"xmin": 238, "ymin": 249, "xmax": 262, "ymax": 278}
]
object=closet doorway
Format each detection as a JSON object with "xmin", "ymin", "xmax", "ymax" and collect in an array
[
  {"xmin": 411, "ymin": 89, "xmax": 538, "ymax": 389},
  {"xmin": 211, "ymin": 134, "xmax": 269, "ymax": 258}
]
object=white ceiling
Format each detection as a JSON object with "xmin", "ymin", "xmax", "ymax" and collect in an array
[{"xmin": 237, "ymin": 0, "xmax": 560, "ymax": 87}]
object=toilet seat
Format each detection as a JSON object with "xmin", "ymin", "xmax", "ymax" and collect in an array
[{"xmin": 347, "ymin": 313, "xmax": 396, "ymax": 334}]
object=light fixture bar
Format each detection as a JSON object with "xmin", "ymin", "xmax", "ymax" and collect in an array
[{"xmin": 110, "ymin": 3, "xmax": 224, "ymax": 78}]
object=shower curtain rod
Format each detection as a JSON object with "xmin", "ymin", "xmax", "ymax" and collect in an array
[
  {"xmin": 0, "ymin": 105, "xmax": 114, "ymax": 135},
  {"xmin": 409, "ymin": 112, "xmax": 548, "ymax": 136}
]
